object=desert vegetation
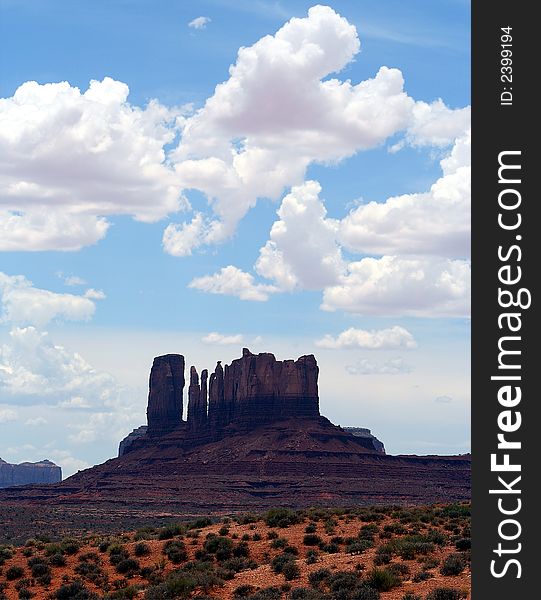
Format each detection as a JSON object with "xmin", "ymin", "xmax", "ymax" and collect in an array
[{"xmin": 0, "ymin": 503, "xmax": 470, "ymax": 599}]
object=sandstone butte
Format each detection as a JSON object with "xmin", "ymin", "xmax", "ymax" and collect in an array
[
  {"xmin": 0, "ymin": 349, "xmax": 470, "ymax": 510},
  {"xmin": 0, "ymin": 458, "xmax": 61, "ymax": 489}
]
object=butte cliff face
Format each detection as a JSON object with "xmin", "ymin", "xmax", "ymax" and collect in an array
[
  {"xmin": 146, "ymin": 354, "xmax": 185, "ymax": 436},
  {"xmin": 0, "ymin": 458, "xmax": 62, "ymax": 489},
  {"xmin": 128, "ymin": 348, "xmax": 320, "ymax": 453}
]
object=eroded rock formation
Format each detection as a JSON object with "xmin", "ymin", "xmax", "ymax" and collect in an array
[
  {"xmin": 146, "ymin": 354, "xmax": 185, "ymax": 435},
  {"xmin": 0, "ymin": 458, "xmax": 62, "ymax": 489}
]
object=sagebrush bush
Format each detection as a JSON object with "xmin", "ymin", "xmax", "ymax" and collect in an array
[{"xmin": 440, "ymin": 553, "xmax": 465, "ymax": 576}]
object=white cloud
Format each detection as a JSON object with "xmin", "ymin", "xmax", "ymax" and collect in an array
[
  {"xmin": 169, "ymin": 5, "xmax": 418, "ymax": 252},
  {"xmin": 63, "ymin": 275, "xmax": 87, "ymax": 286},
  {"xmin": 0, "ymin": 77, "xmax": 187, "ymax": 251},
  {"xmin": 316, "ymin": 326, "xmax": 417, "ymax": 350},
  {"xmin": 1, "ymin": 272, "xmax": 96, "ymax": 327},
  {"xmin": 202, "ymin": 332, "xmax": 244, "ymax": 345},
  {"xmin": 346, "ymin": 357, "xmax": 412, "ymax": 375},
  {"xmin": 255, "ymin": 181, "xmax": 344, "ymax": 290},
  {"xmin": 401, "ymin": 100, "xmax": 471, "ymax": 149},
  {"xmin": 321, "ymin": 255, "xmax": 470, "ymax": 317},
  {"xmin": 25, "ymin": 416, "xmax": 47, "ymax": 426},
  {"xmin": 83, "ymin": 288, "xmax": 106, "ymax": 300},
  {"xmin": 162, "ymin": 212, "xmax": 208, "ymax": 257},
  {"xmin": 0, "ymin": 407, "xmax": 18, "ymax": 423},
  {"xmin": 188, "ymin": 16, "xmax": 211, "ymax": 29},
  {"xmin": 435, "ymin": 395, "xmax": 453, "ymax": 404},
  {"xmin": 189, "ymin": 265, "xmax": 278, "ymax": 301},
  {"xmin": 340, "ymin": 130, "xmax": 470, "ymax": 258},
  {"xmin": 0, "ymin": 326, "xmax": 119, "ymax": 405}
]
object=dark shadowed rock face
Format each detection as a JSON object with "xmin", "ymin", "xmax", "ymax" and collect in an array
[
  {"xmin": 0, "ymin": 458, "xmax": 62, "ymax": 488},
  {"xmin": 146, "ymin": 354, "xmax": 185, "ymax": 435},
  {"xmin": 219, "ymin": 348, "xmax": 320, "ymax": 429}
]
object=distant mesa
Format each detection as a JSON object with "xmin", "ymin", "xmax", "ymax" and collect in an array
[
  {"xmin": 0, "ymin": 349, "xmax": 470, "ymax": 509},
  {"xmin": 0, "ymin": 458, "xmax": 62, "ymax": 489}
]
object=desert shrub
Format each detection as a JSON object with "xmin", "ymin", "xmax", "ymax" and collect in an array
[
  {"xmin": 157, "ymin": 524, "xmax": 184, "ymax": 540},
  {"xmin": 115, "ymin": 558, "xmax": 140, "ymax": 575},
  {"xmin": 61, "ymin": 538, "xmax": 81, "ymax": 555},
  {"xmin": 55, "ymin": 580, "xmax": 98, "ymax": 599},
  {"xmin": 264, "ymin": 508, "xmax": 302, "ymax": 528},
  {"xmin": 305, "ymin": 549, "xmax": 318, "ymax": 564},
  {"xmin": 366, "ymin": 567, "xmax": 401, "ymax": 591},
  {"xmin": 328, "ymin": 571, "xmax": 359, "ymax": 593},
  {"xmin": 426, "ymin": 589, "xmax": 467, "ymax": 600},
  {"xmin": 203, "ymin": 536, "xmax": 233, "ymax": 561},
  {"xmin": 6, "ymin": 566, "xmax": 25, "ymax": 580},
  {"xmin": 103, "ymin": 586, "xmax": 139, "ymax": 599},
  {"xmin": 267, "ymin": 530, "xmax": 279, "ymax": 540},
  {"xmin": 249, "ymin": 588, "xmax": 282, "ymax": 600},
  {"xmin": 234, "ymin": 584, "xmax": 256, "ymax": 597},
  {"xmin": 98, "ymin": 541, "xmax": 110, "ymax": 552},
  {"xmin": 420, "ymin": 557, "xmax": 439, "ymax": 569},
  {"xmin": 455, "ymin": 538, "xmax": 471, "ymax": 551},
  {"xmin": 271, "ymin": 537, "xmax": 289, "ymax": 549},
  {"xmin": 253, "ymin": 533, "xmax": 262, "ymax": 541},
  {"xmin": 17, "ymin": 588, "xmax": 33, "ymax": 600},
  {"xmin": 163, "ymin": 540, "xmax": 188, "ymax": 564},
  {"xmin": 233, "ymin": 541, "xmax": 250, "ymax": 558},
  {"xmin": 0, "ymin": 546, "xmax": 14, "ymax": 565},
  {"xmin": 402, "ymin": 594, "xmax": 421, "ymax": 600},
  {"xmin": 305, "ymin": 523, "xmax": 317, "ymax": 534},
  {"xmin": 74, "ymin": 560, "xmax": 108, "ymax": 587},
  {"xmin": 282, "ymin": 561, "xmax": 300, "ymax": 581},
  {"xmin": 50, "ymin": 553, "xmax": 67, "ymax": 567},
  {"xmin": 440, "ymin": 554, "xmax": 465, "ymax": 576},
  {"xmin": 222, "ymin": 557, "xmax": 256, "ymax": 573},
  {"xmin": 271, "ymin": 553, "xmax": 296, "ymax": 575},
  {"xmin": 373, "ymin": 553, "xmax": 391, "ymax": 566},
  {"xmin": 413, "ymin": 570, "xmax": 433, "ymax": 583},
  {"xmin": 109, "ymin": 545, "xmax": 129, "ymax": 566},
  {"xmin": 359, "ymin": 524, "xmax": 379, "ymax": 540},
  {"xmin": 30, "ymin": 561, "xmax": 51, "ymax": 578},
  {"xmin": 144, "ymin": 576, "xmax": 195, "ymax": 600},
  {"xmin": 288, "ymin": 588, "xmax": 329, "ymax": 599},
  {"xmin": 303, "ymin": 534, "xmax": 322, "ymax": 546},
  {"xmin": 134, "ymin": 527, "xmax": 157, "ymax": 541},
  {"xmin": 188, "ymin": 517, "xmax": 213, "ymax": 529},
  {"xmin": 235, "ymin": 513, "xmax": 258, "ymax": 525},
  {"xmin": 349, "ymin": 587, "xmax": 380, "ymax": 600},
  {"xmin": 389, "ymin": 562, "xmax": 410, "ymax": 579},
  {"xmin": 319, "ymin": 542, "xmax": 339, "ymax": 554},
  {"xmin": 308, "ymin": 569, "xmax": 331, "ymax": 588},
  {"xmin": 219, "ymin": 526, "xmax": 230, "ymax": 536},
  {"xmin": 347, "ymin": 539, "xmax": 372, "ymax": 555},
  {"xmin": 134, "ymin": 542, "xmax": 151, "ymax": 557}
]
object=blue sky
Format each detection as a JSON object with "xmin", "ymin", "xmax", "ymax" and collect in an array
[{"xmin": 0, "ymin": 1, "xmax": 470, "ymax": 476}]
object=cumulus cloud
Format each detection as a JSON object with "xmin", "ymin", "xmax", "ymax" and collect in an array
[
  {"xmin": 202, "ymin": 332, "xmax": 244, "ymax": 345},
  {"xmin": 321, "ymin": 255, "xmax": 470, "ymax": 317},
  {"xmin": 346, "ymin": 357, "xmax": 412, "ymax": 375},
  {"xmin": 0, "ymin": 326, "xmax": 120, "ymax": 405},
  {"xmin": 0, "ymin": 77, "xmax": 186, "ymax": 251},
  {"xmin": 168, "ymin": 5, "xmax": 419, "ymax": 251},
  {"xmin": 255, "ymin": 181, "xmax": 344, "ymax": 290},
  {"xmin": 188, "ymin": 16, "xmax": 211, "ymax": 29},
  {"xmin": 0, "ymin": 407, "xmax": 18, "ymax": 423},
  {"xmin": 162, "ymin": 213, "xmax": 208, "ymax": 257},
  {"xmin": 340, "ymin": 130, "xmax": 470, "ymax": 258},
  {"xmin": 0, "ymin": 272, "xmax": 96, "ymax": 327},
  {"xmin": 189, "ymin": 265, "xmax": 278, "ymax": 301},
  {"xmin": 316, "ymin": 325, "xmax": 417, "ymax": 350}
]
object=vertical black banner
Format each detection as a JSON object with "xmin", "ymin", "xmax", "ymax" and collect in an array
[{"xmin": 472, "ymin": 1, "xmax": 538, "ymax": 598}]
